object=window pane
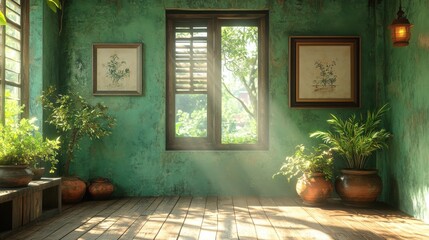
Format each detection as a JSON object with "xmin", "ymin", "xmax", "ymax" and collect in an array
[
  {"xmin": 221, "ymin": 26, "xmax": 258, "ymax": 144},
  {"xmin": 5, "ymin": 85, "xmax": 20, "ymax": 100},
  {"xmin": 6, "ymin": 0, "xmax": 21, "ymax": 26},
  {"xmin": 5, "ymin": 57, "xmax": 21, "ymax": 74},
  {"xmin": 6, "ymin": 25, "xmax": 21, "ymax": 40},
  {"xmin": 6, "ymin": 35, "xmax": 21, "ymax": 51},
  {"xmin": 5, "ymin": 69, "xmax": 20, "ymax": 83},
  {"xmin": 5, "ymin": 46, "xmax": 21, "ymax": 62},
  {"xmin": 175, "ymin": 94, "xmax": 207, "ymax": 137}
]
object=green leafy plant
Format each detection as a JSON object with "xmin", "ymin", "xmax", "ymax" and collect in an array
[
  {"xmin": 0, "ymin": 96, "xmax": 60, "ymax": 172},
  {"xmin": 310, "ymin": 104, "xmax": 392, "ymax": 169},
  {"xmin": 40, "ymin": 87, "xmax": 116, "ymax": 176},
  {"xmin": 273, "ymin": 144, "xmax": 334, "ymax": 182}
]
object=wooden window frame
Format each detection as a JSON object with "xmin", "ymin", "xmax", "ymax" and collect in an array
[
  {"xmin": 166, "ymin": 11, "xmax": 269, "ymax": 150},
  {"xmin": 0, "ymin": 0, "xmax": 29, "ymax": 122}
]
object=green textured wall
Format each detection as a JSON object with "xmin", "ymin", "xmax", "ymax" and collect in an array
[
  {"xmin": 380, "ymin": 0, "xmax": 429, "ymax": 223},
  {"xmin": 29, "ymin": 0, "xmax": 60, "ymax": 131},
  {"xmin": 55, "ymin": 0, "xmax": 378, "ymax": 196}
]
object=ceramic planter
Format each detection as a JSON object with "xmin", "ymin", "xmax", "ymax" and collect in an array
[
  {"xmin": 0, "ymin": 165, "xmax": 34, "ymax": 188},
  {"xmin": 88, "ymin": 177, "xmax": 114, "ymax": 200},
  {"xmin": 296, "ymin": 173, "xmax": 333, "ymax": 205},
  {"xmin": 335, "ymin": 169, "xmax": 382, "ymax": 207},
  {"xmin": 61, "ymin": 177, "xmax": 87, "ymax": 203}
]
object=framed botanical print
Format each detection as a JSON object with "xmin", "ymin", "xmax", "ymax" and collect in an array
[
  {"xmin": 93, "ymin": 43, "xmax": 143, "ymax": 95},
  {"xmin": 289, "ymin": 36, "xmax": 360, "ymax": 108}
]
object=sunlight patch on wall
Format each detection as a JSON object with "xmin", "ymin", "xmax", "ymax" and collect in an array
[
  {"xmin": 411, "ymin": 186, "xmax": 429, "ymax": 223},
  {"xmin": 418, "ymin": 34, "xmax": 429, "ymax": 49}
]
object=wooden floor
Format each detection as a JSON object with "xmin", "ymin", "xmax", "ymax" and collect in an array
[{"xmin": 5, "ymin": 196, "xmax": 429, "ymax": 240}]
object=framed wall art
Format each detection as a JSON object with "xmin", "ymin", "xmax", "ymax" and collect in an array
[
  {"xmin": 289, "ymin": 36, "xmax": 360, "ymax": 108},
  {"xmin": 93, "ymin": 43, "xmax": 143, "ymax": 95}
]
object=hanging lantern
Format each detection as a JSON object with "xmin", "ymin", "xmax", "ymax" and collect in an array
[{"xmin": 389, "ymin": 4, "xmax": 413, "ymax": 47}]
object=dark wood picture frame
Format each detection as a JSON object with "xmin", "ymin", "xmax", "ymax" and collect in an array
[
  {"xmin": 289, "ymin": 36, "xmax": 360, "ymax": 108},
  {"xmin": 93, "ymin": 43, "xmax": 142, "ymax": 96}
]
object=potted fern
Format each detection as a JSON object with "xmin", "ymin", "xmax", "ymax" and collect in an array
[
  {"xmin": 273, "ymin": 144, "xmax": 334, "ymax": 205},
  {"xmin": 310, "ymin": 104, "xmax": 392, "ymax": 206},
  {"xmin": 41, "ymin": 87, "xmax": 115, "ymax": 203}
]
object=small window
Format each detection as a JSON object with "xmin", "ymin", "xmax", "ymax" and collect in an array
[
  {"xmin": 0, "ymin": 0, "xmax": 29, "ymax": 123},
  {"xmin": 166, "ymin": 11, "xmax": 268, "ymax": 150}
]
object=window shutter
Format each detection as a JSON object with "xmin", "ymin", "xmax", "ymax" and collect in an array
[{"xmin": 174, "ymin": 24, "xmax": 208, "ymax": 93}]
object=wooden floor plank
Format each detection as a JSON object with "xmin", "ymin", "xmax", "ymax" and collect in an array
[
  {"xmin": 232, "ymin": 196, "xmax": 258, "ymax": 240},
  {"xmin": 21, "ymin": 199, "xmax": 118, "ymax": 240},
  {"xmin": 305, "ymin": 201, "xmax": 385, "ymax": 240},
  {"xmin": 118, "ymin": 197, "xmax": 163, "ymax": 240},
  {"xmin": 216, "ymin": 196, "xmax": 238, "ymax": 240},
  {"xmin": 61, "ymin": 198, "xmax": 127, "ymax": 240},
  {"xmin": 94, "ymin": 197, "xmax": 145, "ymax": 240},
  {"xmin": 9, "ymin": 201, "xmax": 96, "ymax": 240},
  {"xmin": 178, "ymin": 196, "xmax": 206, "ymax": 240},
  {"xmin": 296, "ymin": 200, "xmax": 365, "ymax": 240},
  {"xmin": 247, "ymin": 197, "xmax": 280, "ymax": 240},
  {"xmin": 198, "ymin": 196, "xmax": 218, "ymax": 240},
  {"xmin": 155, "ymin": 196, "xmax": 192, "ymax": 239},
  {"xmin": 351, "ymin": 206, "xmax": 427, "ymax": 239},
  {"xmin": 134, "ymin": 196, "xmax": 180, "ymax": 239},
  {"xmin": 274, "ymin": 197, "xmax": 333, "ymax": 239},
  {"xmin": 5, "ymin": 196, "xmax": 429, "ymax": 240},
  {"xmin": 258, "ymin": 197, "xmax": 304, "ymax": 240}
]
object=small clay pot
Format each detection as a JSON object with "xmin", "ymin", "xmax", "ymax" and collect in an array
[
  {"xmin": 62, "ymin": 177, "xmax": 87, "ymax": 204},
  {"xmin": 88, "ymin": 177, "xmax": 114, "ymax": 200},
  {"xmin": 296, "ymin": 173, "xmax": 333, "ymax": 205}
]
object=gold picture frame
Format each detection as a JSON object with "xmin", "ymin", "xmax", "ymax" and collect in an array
[
  {"xmin": 289, "ymin": 36, "xmax": 360, "ymax": 108},
  {"xmin": 93, "ymin": 43, "xmax": 143, "ymax": 95}
]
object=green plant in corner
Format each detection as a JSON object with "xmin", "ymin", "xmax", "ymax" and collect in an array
[
  {"xmin": 273, "ymin": 144, "xmax": 334, "ymax": 181},
  {"xmin": 0, "ymin": 94, "xmax": 60, "ymax": 172},
  {"xmin": 310, "ymin": 104, "xmax": 392, "ymax": 169},
  {"xmin": 40, "ymin": 87, "xmax": 116, "ymax": 177}
]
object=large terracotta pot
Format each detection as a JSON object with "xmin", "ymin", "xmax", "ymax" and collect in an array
[
  {"xmin": 335, "ymin": 169, "xmax": 382, "ymax": 206},
  {"xmin": 296, "ymin": 173, "xmax": 333, "ymax": 205},
  {"xmin": 62, "ymin": 177, "xmax": 87, "ymax": 203},
  {"xmin": 88, "ymin": 177, "xmax": 114, "ymax": 200},
  {"xmin": 0, "ymin": 165, "xmax": 34, "ymax": 188}
]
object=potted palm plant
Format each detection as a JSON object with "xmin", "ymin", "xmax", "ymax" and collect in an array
[
  {"xmin": 310, "ymin": 104, "xmax": 392, "ymax": 206},
  {"xmin": 41, "ymin": 87, "xmax": 115, "ymax": 203},
  {"xmin": 273, "ymin": 144, "xmax": 334, "ymax": 205}
]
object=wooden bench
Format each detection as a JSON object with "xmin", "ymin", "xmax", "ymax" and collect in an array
[{"xmin": 0, "ymin": 178, "xmax": 61, "ymax": 236}]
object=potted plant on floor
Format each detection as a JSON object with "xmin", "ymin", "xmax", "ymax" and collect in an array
[
  {"xmin": 310, "ymin": 104, "xmax": 392, "ymax": 206},
  {"xmin": 41, "ymin": 87, "xmax": 115, "ymax": 203},
  {"xmin": 273, "ymin": 144, "xmax": 334, "ymax": 205},
  {"xmin": 0, "ymin": 98, "xmax": 60, "ymax": 187}
]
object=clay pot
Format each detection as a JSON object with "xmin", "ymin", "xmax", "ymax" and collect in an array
[
  {"xmin": 0, "ymin": 165, "xmax": 34, "ymax": 188},
  {"xmin": 296, "ymin": 173, "xmax": 333, "ymax": 205},
  {"xmin": 31, "ymin": 167, "xmax": 45, "ymax": 180},
  {"xmin": 335, "ymin": 169, "xmax": 382, "ymax": 207},
  {"xmin": 88, "ymin": 178, "xmax": 114, "ymax": 200},
  {"xmin": 61, "ymin": 177, "xmax": 87, "ymax": 204}
]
